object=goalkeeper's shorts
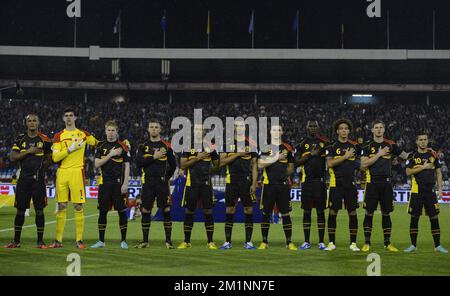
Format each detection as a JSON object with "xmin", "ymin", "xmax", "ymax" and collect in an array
[{"xmin": 56, "ymin": 168, "xmax": 86, "ymax": 204}]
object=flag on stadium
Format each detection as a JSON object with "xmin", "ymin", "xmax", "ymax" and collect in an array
[
  {"xmin": 206, "ymin": 10, "xmax": 211, "ymax": 48},
  {"xmin": 248, "ymin": 10, "xmax": 254, "ymax": 34},
  {"xmin": 292, "ymin": 10, "xmax": 299, "ymax": 33},
  {"xmin": 248, "ymin": 10, "xmax": 255, "ymax": 48},
  {"xmin": 113, "ymin": 11, "xmax": 121, "ymax": 34},
  {"xmin": 161, "ymin": 13, "xmax": 167, "ymax": 32},
  {"xmin": 206, "ymin": 10, "xmax": 211, "ymax": 35},
  {"xmin": 292, "ymin": 10, "xmax": 299, "ymax": 48},
  {"xmin": 161, "ymin": 10, "xmax": 167, "ymax": 48}
]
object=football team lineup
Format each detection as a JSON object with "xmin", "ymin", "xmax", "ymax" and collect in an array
[
  {"xmin": 3, "ymin": 0, "xmax": 450, "ymax": 282},
  {"xmin": 2, "ymin": 108, "xmax": 447, "ymax": 266}
]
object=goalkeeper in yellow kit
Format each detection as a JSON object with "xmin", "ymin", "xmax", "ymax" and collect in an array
[{"xmin": 49, "ymin": 108, "xmax": 98, "ymax": 249}]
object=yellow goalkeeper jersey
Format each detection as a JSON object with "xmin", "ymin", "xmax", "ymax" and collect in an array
[{"xmin": 52, "ymin": 128, "xmax": 98, "ymax": 169}]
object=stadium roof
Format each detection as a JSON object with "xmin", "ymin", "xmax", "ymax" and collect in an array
[{"xmin": 2, "ymin": 50, "xmax": 450, "ymax": 85}]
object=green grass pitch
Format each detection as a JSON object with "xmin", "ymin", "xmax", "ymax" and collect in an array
[{"xmin": 0, "ymin": 199, "xmax": 448, "ymax": 276}]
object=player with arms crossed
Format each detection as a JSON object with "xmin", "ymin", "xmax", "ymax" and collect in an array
[
  {"xmin": 5, "ymin": 114, "xmax": 52, "ymax": 249},
  {"xmin": 295, "ymin": 120, "xmax": 331, "ymax": 251},
  {"xmin": 90, "ymin": 120, "xmax": 130, "ymax": 249},
  {"xmin": 404, "ymin": 133, "xmax": 448, "ymax": 253},
  {"xmin": 218, "ymin": 119, "xmax": 258, "ymax": 250},
  {"xmin": 135, "ymin": 119, "xmax": 176, "ymax": 249},
  {"xmin": 325, "ymin": 118, "xmax": 360, "ymax": 252},
  {"xmin": 178, "ymin": 123, "xmax": 220, "ymax": 250},
  {"xmin": 49, "ymin": 107, "xmax": 98, "ymax": 249},
  {"xmin": 360, "ymin": 120, "xmax": 409, "ymax": 252},
  {"xmin": 258, "ymin": 124, "xmax": 296, "ymax": 251}
]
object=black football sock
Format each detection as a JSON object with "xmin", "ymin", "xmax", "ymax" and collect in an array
[
  {"xmin": 225, "ymin": 213, "xmax": 234, "ymax": 243},
  {"xmin": 430, "ymin": 218, "xmax": 441, "ymax": 248},
  {"xmin": 363, "ymin": 214, "xmax": 373, "ymax": 245},
  {"xmin": 204, "ymin": 213, "xmax": 214, "ymax": 243},
  {"xmin": 184, "ymin": 212, "xmax": 194, "ymax": 243},
  {"xmin": 141, "ymin": 212, "xmax": 151, "ymax": 243},
  {"xmin": 35, "ymin": 211, "xmax": 45, "ymax": 243},
  {"xmin": 349, "ymin": 214, "xmax": 358, "ymax": 244},
  {"xmin": 328, "ymin": 213, "xmax": 337, "ymax": 243},
  {"xmin": 261, "ymin": 213, "xmax": 270, "ymax": 244},
  {"xmin": 282, "ymin": 215, "xmax": 293, "ymax": 244},
  {"xmin": 14, "ymin": 211, "xmax": 25, "ymax": 243},
  {"xmin": 118, "ymin": 210, "xmax": 128, "ymax": 242},
  {"xmin": 163, "ymin": 211, "xmax": 172, "ymax": 243},
  {"xmin": 382, "ymin": 215, "xmax": 392, "ymax": 246},
  {"xmin": 244, "ymin": 213, "xmax": 254, "ymax": 243},
  {"xmin": 409, "ymin": 216, "xmax": 419, "ymax": 247},
  {"xmin": 98, "ymin": 211, "xmax": 108, "ymax": 242},
  {"xmin": 317, "ymin": 210, "xmax": 326, "ymax": 243},
  {"xmin": 303, "ymin": 211, "xmax": 312, "ymax": 243}
]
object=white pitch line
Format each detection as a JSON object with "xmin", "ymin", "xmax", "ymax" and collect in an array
[{"xmin": 0, "ymin": 214, "xmax": 99, "ymax": 233}]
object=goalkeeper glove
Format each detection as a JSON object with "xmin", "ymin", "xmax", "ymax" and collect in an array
[{"xmin": 68, "ymin": 139, "xmax": 84, "ymax": 153}]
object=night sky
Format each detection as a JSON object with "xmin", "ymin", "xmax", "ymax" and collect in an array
[{"xmin": 1, "ymin": 0, "xmax": 450, "ymax": 49}]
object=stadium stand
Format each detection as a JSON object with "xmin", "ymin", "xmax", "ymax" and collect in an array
[{"xmin": 1, "ymin": 99, "xmax": 449, "ymax": 186}]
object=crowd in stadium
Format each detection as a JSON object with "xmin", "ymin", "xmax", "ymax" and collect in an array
[{"xmin": 0, "ymin": 99, "xmax": 449, "ymax": 185}]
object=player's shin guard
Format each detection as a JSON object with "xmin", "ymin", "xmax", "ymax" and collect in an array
[
  {"xmin": 349, "ymin": 214, "xmax": 358, "ymax": 243},
  {"xmin": 303, "ymin": 211, "xmax": 311, "ymax": 243},
  {"xmin": 430, "ymin": 217, "xmax": 440, "ymax": 248},
  {"xmin": 225, "ymin": 213, "xmax": 234, "ymax": 243},
  {"xmin": 317, "ymin": 211, "xmax": 325, "ymax": 243},
  {"xmin": 74, "ymin": 209, "xmax": 84, "ymax": 242},
  {"xmin": 55, "ymin": 208, "xmax": 67, "ymax": 242},
  {"xmin": 282, "ymin": 215, "xmax": 293, "ymax": 244},
  {"xmin": 141, "ymin": 213, "xmax": 151, "ymax": 243},
  {"xmin": 204, "ymin": 213, "xmax": 214, "ymax": 243},
  {"xmin": 184, "ymin": 213, "xmax": 194, "ymax": 243},
  {"xmin": 118, "ymin": 210, "xmax": 127, "ymax": 242},
  {"xmin": 327, "ymin": 213, "xmax": 337, "ymax": 243},
  {"xmin": 98, "ymin": 211, "xmax": 107, "ymax": 242},
  {"xmin": 244, "ymin": 213, "xmax": 253, "ymax": 243},
  {"xmin": 14, "ymin": 211, "xmax": 25, "ymax": 242},
  {"xmin": 382, "ymin": 215, "xmax": 392, "ymax": 246},
  {"xmin": 261, "ymin": 213, "xmax": 270, "ymax": 243},
  {"xmin": 35, "ymin": 211, "xmax": 45, "ymax": 242},
  {"xmin": 163, "ymin": 211, "xmax": 172, "ymax": 243},
  {"xmin": 409, "ymin": 216, "xmax": 419, "ymax": 246},
  {"xmin": 363, "ymin": 214, "xmax": 373, "ymax": 244}
]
